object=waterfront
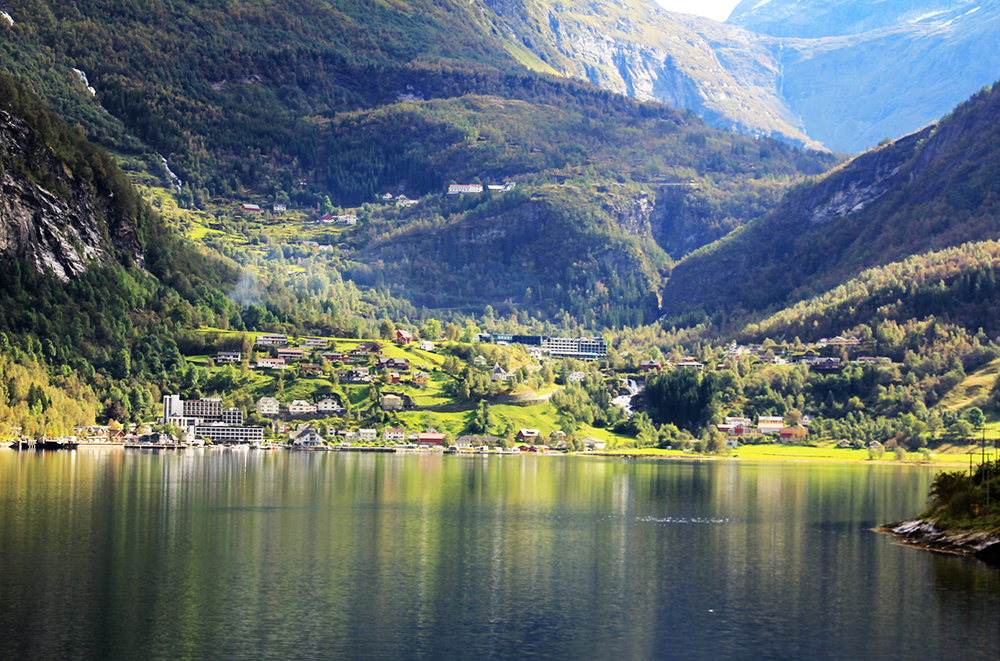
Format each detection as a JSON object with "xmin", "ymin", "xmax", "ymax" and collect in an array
[{"xmin": 0, "ymin": 449, "xmax": 998, "ymax": 659}]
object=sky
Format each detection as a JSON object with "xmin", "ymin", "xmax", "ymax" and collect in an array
[{"xmin": 653, "ymin": 0, "xmax": 744, "ymax": 22}]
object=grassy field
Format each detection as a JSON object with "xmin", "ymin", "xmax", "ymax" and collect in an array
[
  {"xmin": 601, "ymin": 441, "xmax": 1000, "ymax": 466},
  {"xmin": 939, "ymin": 357, "xmax": 1000, "ymax": 411}
]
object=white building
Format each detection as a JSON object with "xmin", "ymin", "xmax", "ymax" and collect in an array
[
  {"xmin": 384, "ymin": 428, "xmax": 406, "ymax": 443},
  {"xmin": 222, "ymin": 408, "xmax": 244, "ymax": 425},
  {"xmin": 195, "ymin": 425, "xmax": 264, "ymax": 443},
  {"xmin": 758, "ymin": 416, "xmax": 785, "ymax": 435},
  {"xmin": 215, "ymin": 351, "xmax": 241, "ymax": 363},
  {"xmin": 448, "ymin": 184, "xmax": 483, "ymax": 194},
  {"xmin": 257, "ymin": 397, "xmax": 280, "ymax": 417},
  {"xmin": 316, "ymin": 398, "xmax": 342, "ymax": 413},
  {"xmin": 256, "ymin": 334, "xmax": 289, "ymax": 346},
  {"xmin": 288, "ymin": 400, "xmax": 317, "ymax": 415},
  {"xmin": 256, "ymin": 358, "xmax": 287, "ymax": 370},
  {"xmin": 418, "ymin": 340, "xmax": 435, "ymax": 352},
  {"xmin": 301, "ymin": 337, "xmax": 329, "ymax": 348},
  {"xmin": 291, "ymin": 425, "xmax": 324, "ymax": 447}
]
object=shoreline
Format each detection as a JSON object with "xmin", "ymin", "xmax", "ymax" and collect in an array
[{"xmin": 878, "ymin": 519, "xmax": 1000, "ymax": 561}]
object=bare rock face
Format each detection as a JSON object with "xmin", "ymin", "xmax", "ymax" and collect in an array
[
  {"xmin": 882, "ymin": 519, "xmax": 1000, "ymax": 562},
  {"xmin": 0, "ymin": 109, "xmax": 141, "ymax": 280}
]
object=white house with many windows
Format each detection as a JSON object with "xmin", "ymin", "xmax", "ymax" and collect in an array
[{"xmin": 257, "ymin": 397, "xmax": 280, "ymax": 417}]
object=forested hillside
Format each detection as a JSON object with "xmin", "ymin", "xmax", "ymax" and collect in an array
[
  {"xmin": 0, "ymin": 72, "xmax": 250, "ymax": 433},
  {"xmin": 662, "ymin": 81, "xmax": 1000, "ymax": 326}
]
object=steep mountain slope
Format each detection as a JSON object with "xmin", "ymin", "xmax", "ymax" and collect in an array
[
  {"xmin": 0, "ymin": 77, "xmax": 141, "ymax": 278},
  {"xmin": 481, "ymin": 0, "xmax": 819, "ymax": 148},
  {"xmin": 660, "ymin": 82, "xmax": 1000, "ymax": 318},
  {"xmin": 729, "ymin": 0, "xmax": 1000, "ymax": 153}
]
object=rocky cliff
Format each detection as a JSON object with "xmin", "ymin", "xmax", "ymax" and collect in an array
[
  {"xmin": 0, "ymin": 107, "xmax": 141, "ymax": 280},
  {"xmin": 481, "ymin": 0, "xmax": 820, "ymax": 149}
]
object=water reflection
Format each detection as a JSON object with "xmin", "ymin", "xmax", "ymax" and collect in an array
[{"xmin": 0, "ymin": 449, "xmax": 997, "ymax": 659}]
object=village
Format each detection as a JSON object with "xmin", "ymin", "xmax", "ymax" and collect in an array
[{"xmin": 5, "ymin": 326, "xmax": 908, "ymax": 459}]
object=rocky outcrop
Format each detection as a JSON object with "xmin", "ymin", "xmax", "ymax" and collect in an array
[
  {"xmin": 880, "ymin": 519, "xmax": 1000, "ymax": 562},
  {"xmin": 0, "ymin": 108, "xmax": 141, "ymax": 280}
]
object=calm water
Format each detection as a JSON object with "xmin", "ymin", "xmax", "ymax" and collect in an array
[{"xmin": 1, "ymin": 449, "xmax": 998, "ymax": 660}]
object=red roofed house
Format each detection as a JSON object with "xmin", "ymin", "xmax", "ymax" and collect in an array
[
  {"xmin": 516, "ymin": 429, "xmax": 540, "ymax": 443},
  {"xmin": 395, "ymin": 329, "xmax": 413, "ymax": 345}
]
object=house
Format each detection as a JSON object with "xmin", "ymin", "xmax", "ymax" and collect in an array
[
  {"xmin": 300, "ymin": 363, "xmax": 324, "ymax": 376},
  {"xmin": 412, "ymin": 371, "xmax": 430, "ymax": 386},
  {"xmin": 337, "ymin": 368, "xmax": 372, "ymax": 384},
  {"xmin": 779, "ymin": 426, "xmax": 809, "ymax": 443},
  {"xmin": 455, "ymin": 435, "xmax": 498, "ymax": 449},
  {"xmin": 288, "ymin": 400, "xmax": 317, "ymax": 415},
  {"xmin": 345, "ymin": 429, "xmax": 377, "ymax": 443},
  {"xmin": 549, "ymin": 430, "xmax": 567, "ymax": 449},
  {"xmin": 516, "ymin": 429, "xmax": 540, "ymax": 443},
  {"xmin": 256, "ymin": 334, "xmax": 289, "ymax": 346},
  {"xmin": 473, "ymin": 355, "xmax": 487, "ymax": 367},
  {"xmin": 256, "ymin": 357, "xmax": 287, "ymax": 370},
  {"xmin": 568, "ymin": 371, "xmax": 586, "ymax": 383},
  {"xmin": 582, "ymin": 437, "xmax": 606, "ymax": 451},
  {"xmin": 384, "ymin": 428, "xmax": 407, "ymax": 443},
  {"xmin": 395, "ymin": 195, "xmax": 418, "ymax": 207},
  {"xmin": 676, "ymin": 360, "xmax": 705, "ymax": 370},
  {"xmin": 214, "ymin": 351, "xmax": 241, "ymax": 364},
  {"xmin": 240, "ymin": 203, "xmax": 262, "ymax": 214},
  {"xmin": 302, "ymin": 337, "xmax": 329, "ymax": 348},
  {"xmin": 417, "ymin": 432, "xmax": 447, "ymax": 446},
  {"xmin": 395, "ymin": 329, "xmax": 413, "ymax": 345},
  {"xmin": 379, "ymin": 357, "xmax": 410, "ymax": 370},
  {"xmin": 381, "ymin": 192, "xmax": 394, "ymax": 200},
  {"xmin": 447, "ymin": 184, "xmax": 483, "ymax": 195},
  {"xmin": 355, "ymin": 342, "xmax": 381, "ymax": 354},
  {"xmin": 316, "ymin": 213, "xmax": 337, "ymax": 224},
  {"xmin": 277, "ymin": 347, "xmax": 307, "ymax": 361},
  {"xmin": 810, "ymin": 358, "xmax": 843, "ymax": 372},
  {"xmin": 257, "ymin": 397, "xmax": 280, "ymax": 416},
  {"xmin": 272, "ymin": 203, "xmax": 286, "ymax": 214},
  {"xmin": 388, "ymin": 372, "xmax": 400, "ymax": 385},
  {"xmin": 291, "ymin": 425, "xmax": 324, "ymax": 447},
  {"xmin": 418, "ymin": 340, "xmax": 434, "ymax": 352},
  {"xmin": 322, "ymin": 352, "xmax": 348, "ymax": 362},
  {"xmin": 725, "ymin": 437, "xmax": 740, "ymax": 450},
  {"xmin": 758, "ymin": 416, "xmax": 785, "ymax": 435},
  {"xmin": 492, "ymin": 362, "xmax": 508, "ymax": 382},
  {"xmin": 725, "ymin": 416, "xmax": 753, "ymax": 427},
  {"xmin": 316, "ymin": 398, "xmax": 343, "ymax": 414},
  {"xmin": 640, "ymin": 360, "xmax": 662, "ymax": 372},
  {"xmin": 336, "ymin": 214, "xmax": 358, "ymax": 225},
  {"xmin": 380, "ymin": 394, "xmax": 403, "ymax": 411}
]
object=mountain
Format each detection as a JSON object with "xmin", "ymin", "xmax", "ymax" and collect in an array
[
  {"xmin": 488, "ymin": 0, "xmax": 1000, "ymax": 154},
  {"xmin": 0, "ymin": 0, "xmax": 838, "ymax": 326},
  {"xmin": 728, "ymin": 0, "xmax": 1000, "ymax": 153},
  {"xmin": 480, "ymin": 0, "xmax": 821, "ymax": 149},
  {"xmin": 660, "ymin": 81, "xmax": 1000, "ymax": 322},
  {"xmin": 728, "ymin": 0, "xmax": 985, "ymax": 38}
]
